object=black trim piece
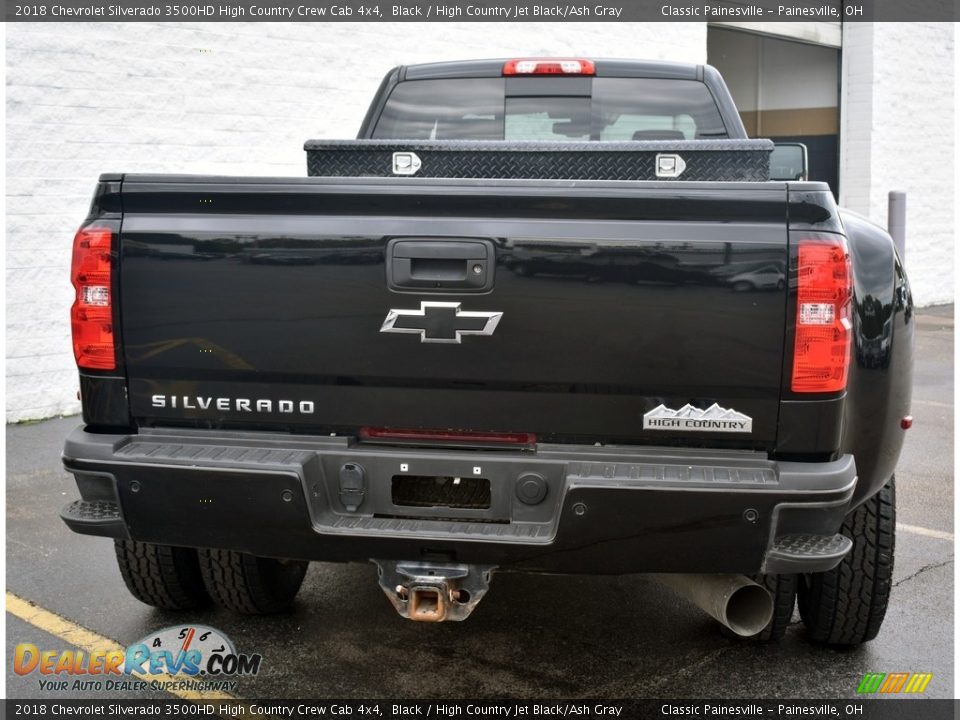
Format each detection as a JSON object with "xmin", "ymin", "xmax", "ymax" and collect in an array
[{"xmin": 80, "ymin": 374, "xmax": 131, "ymax": 429}]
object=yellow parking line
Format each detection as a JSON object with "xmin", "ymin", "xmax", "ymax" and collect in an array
[{"xmin": 6, "ymin": 591, "xmax": 236, "ymax": 701}]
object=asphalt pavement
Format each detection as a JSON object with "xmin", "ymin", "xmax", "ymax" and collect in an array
[{"xmin": 5, "ymin": 305, "xmax": 954, "ymax": 701}]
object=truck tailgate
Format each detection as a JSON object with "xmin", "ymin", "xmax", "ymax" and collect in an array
[{"xmin": 118, "ymin": 176, "xmax": 790, "ymax": 448}]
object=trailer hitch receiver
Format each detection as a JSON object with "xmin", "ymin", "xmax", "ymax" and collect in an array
[{"xmin": 373, "ymin": 560, "xmax": 496, "ymax": 622}]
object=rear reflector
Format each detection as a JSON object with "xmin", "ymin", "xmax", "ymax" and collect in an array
[
  {"xmin": 71, "ymin": 226, "xmax": 116, "ymax": 370},
  {"xmin": 503, "ymin": 58, "xmax": 596, "ymax": 76},
  {"xmin": 361, "ymin": 427, "xmax": 536, "ymax": 446},
  {"xmin": 791, "ymin": 237, "xmax": 852, "ymax": 393}
]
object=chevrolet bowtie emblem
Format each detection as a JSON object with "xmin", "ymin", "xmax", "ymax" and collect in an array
[{"xmin": 380, "ymin": 302, "xmax": 503, "ymax": 344}]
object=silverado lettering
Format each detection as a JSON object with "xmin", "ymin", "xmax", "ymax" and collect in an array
[
  {"xmin": 61, "ymin": 58, "xmax": 912, "ymax": 646},
  {"xmin": 150, "ymin": 395, "xmax": 316, "ymax": 414}
]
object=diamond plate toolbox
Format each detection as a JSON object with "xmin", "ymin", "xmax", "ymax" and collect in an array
[{"xmin": 304, "ymin": 139, "xmax": 773, "ymax": 182}]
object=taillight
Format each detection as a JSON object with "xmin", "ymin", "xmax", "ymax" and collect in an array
[
  {"xmin": 502, "ymin": 58, "xmax": 596, "ymax": 76},
  {"xmin": 791, "ymin": 237, "xmax": 852, "ymax": 393},
  {"xmin": 71, "ymin": 226, "xmax": 116, "ymax": 370}
]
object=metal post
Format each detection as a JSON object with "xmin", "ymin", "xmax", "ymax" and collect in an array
[{"xmin": 888, "ymin": 191, "xmax": 907, "ymax": 262}]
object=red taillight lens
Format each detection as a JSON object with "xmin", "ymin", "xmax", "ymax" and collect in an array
[
  {"xmin": 71, "ymin": 226, "xmax": 116, "ymax": 370},
  {"xmin": 791, "ymin": 237, "xmax": 852, "ymax": 393},
  {"xmin": 503, "ymin": 58, "xmax": 596, "ymax": 76},
  {"xmin": 361, "ymin": 427, "xmax": 537, "ymax": 447}
]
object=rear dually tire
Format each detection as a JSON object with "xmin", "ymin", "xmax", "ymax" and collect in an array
[
  {"xmin": 114, "ymin": 540, "xmax": 210, "ymax": 611},
  {"xmin": 798, "ymin": 478, "xmax": 896, "ymax": 646},
  {"xmin": 199, "ymin": 548, "xmax": 308, "ymax": 615}
]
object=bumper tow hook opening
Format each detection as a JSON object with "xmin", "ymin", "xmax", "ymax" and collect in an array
[{"xmin": 373, "ymin": 560, "xmax": 496, "ymax": 622}]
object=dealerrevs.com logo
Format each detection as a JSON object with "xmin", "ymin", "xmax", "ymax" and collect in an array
[{"xmin": 14, "ymin": 625, "xmax": 261, "ymax": 694}]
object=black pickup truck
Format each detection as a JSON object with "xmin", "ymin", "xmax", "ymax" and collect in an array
[{"xmin": 62, "ymin": 58, "xmax": 913, "ymax": 644}]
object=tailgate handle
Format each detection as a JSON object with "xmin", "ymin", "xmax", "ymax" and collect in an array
[{"xmin": 387, "ymin": 239, "xmax": 495, "ymax": 293}]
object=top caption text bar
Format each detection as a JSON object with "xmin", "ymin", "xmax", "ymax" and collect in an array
[{"xmin": 6, "ymin": 0, "xmax": 959, "ymax": 21}]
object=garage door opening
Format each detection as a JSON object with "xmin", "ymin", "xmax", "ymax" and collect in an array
[{"xmin": 708, "ymin": 27, "xmax": 841, "ymax": 197}]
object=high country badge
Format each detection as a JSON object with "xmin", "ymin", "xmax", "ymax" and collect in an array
[{"xmin": 643, "ymin": 403, "xmax": 752, "ymax": 433}]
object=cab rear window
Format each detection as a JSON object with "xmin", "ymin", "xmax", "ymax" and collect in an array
[{"xmin": 372, "ymin": 77, "xmax": 728, "ymax": 141}]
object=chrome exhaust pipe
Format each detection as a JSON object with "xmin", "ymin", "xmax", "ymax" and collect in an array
[{"xmin": 653, "ymin": 574, "xmax": 774, "ymax": 637}]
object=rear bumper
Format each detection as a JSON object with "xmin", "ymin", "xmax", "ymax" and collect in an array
[{"xmin": 61, "ymin": 426, "xmax": 856, "ymax": 575}]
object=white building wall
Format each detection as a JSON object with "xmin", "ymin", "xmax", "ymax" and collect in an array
[
  {"xmin": 838, "ymin": 23, "xmax": 874, "ymax": 221},
  {"xmin": 839, "ymin": 22, "xmax": 955, "ymax": 306},
  {"xmin": 5, "ymin": 22, "xmax": 706, "ymax": 422}
]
